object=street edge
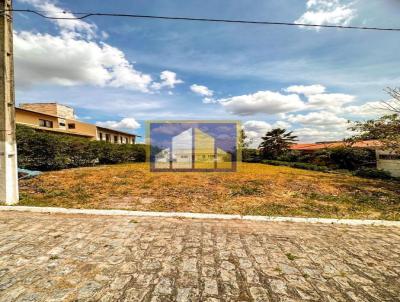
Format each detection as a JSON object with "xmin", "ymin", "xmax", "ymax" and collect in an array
[{"xmin": 0, "ymin": 206, "xmax": 399, "ymax": 227}]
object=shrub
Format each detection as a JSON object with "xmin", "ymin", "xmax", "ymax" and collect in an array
[
  {"xmin": 242, "ymin": 148, "xmax": 260, "ymax": 162},
  {"xmin": 280, "ymin": 147, "xmax": 376, "ymax": 170},
  {"xmin": 276, "ymin": 150, "xmax": 302, "ymax": 162},
  {"xmin": 329, "ymin": 147, "xmax": 376, "ymax": 170},
  {"xmin": 261, "ymin": 160, "xmax": 329, "ymax": 172},
  {"xmin": 16, "ymin": 125, "xmax": 146, "ymax": 171},
  {"xmin": 353, "ymin": 167, "xmax": 393, "ymax": 180}
]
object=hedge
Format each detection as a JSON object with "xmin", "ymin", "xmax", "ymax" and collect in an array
[
  {"xmin": 16, "ymin": 125, "xmax": 146, "ymax": 171},
  {"xmin": 261, "ymin": 160, "xmax": 329, "ymax": 172},
  {"xmin": 353, "ymin": 167, "xmax": 393, "ymax": 180}
]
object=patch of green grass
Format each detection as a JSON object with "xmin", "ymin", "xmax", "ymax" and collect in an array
[
  {"xmin": 274, "ymin": 266, "xmax": 282, "ymax": 273},
  {"xmin": 229, "ymin": 181, "xmax": 263, "ymax": 196},
  {"xmin": 49, "ymin": 255, "xmax": 59, "ymax": 260},
  {"xmin": 71, "ymin": 185, "xmax": 92, "ymax": 201},
  {"xmin": 286, "ymin": 253, "xmax": 299, "ymax": 261}
]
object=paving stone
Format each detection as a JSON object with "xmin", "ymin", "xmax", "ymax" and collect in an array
[
  {"xmin": 249, "ymin": 286, "xmax": 271, "ymax": 301},
  {"xmin": 154, "ymin": 277, "xmax": 173, "ymax": 295},
  {"xmin": 77, "ymin": 281, "xmax": 102, "ymax": 300},
  {"xmin": 270, "ymin": 279, "xmax": 289, "ymax": 295},
  {"xmin": 0, "ymin": 211, "xmax": 398, "ymax": 301},
  {"xmin": 203, "ymin": 278, "xmax": 219, "ymax": 296}
]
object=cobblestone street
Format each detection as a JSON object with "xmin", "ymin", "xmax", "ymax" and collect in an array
[{"xmin": 0, "ymin": 211, "xmax": 399, "ymax": 301}]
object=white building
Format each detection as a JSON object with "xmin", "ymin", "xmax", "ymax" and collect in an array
[{"xmin": 172, "ymin": 128, "xmax": 193, "ymax": 169}]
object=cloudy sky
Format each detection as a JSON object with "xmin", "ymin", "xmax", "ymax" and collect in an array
[{"xmin": 13, "ymin": 0, "xmax": 400, "ymax": 145}]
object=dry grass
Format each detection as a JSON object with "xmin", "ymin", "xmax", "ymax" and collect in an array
[{"xmin": 17, "ymin": 162, "xmax": 400, "ymax": 220}]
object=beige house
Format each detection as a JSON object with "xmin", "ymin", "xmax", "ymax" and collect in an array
[{"xmin": 16, "ymin": 103, "xmax": 137, "ymax": 144}]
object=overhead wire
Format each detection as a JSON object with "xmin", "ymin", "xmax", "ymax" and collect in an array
[{"xmin": 1, "ymin": 9, "xmax": 400, "ymax": 32}]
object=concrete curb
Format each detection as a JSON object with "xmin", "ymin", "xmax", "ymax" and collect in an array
[{"xmin": 0, "ymin": 206, "xmax": 399, "ymax": 227}]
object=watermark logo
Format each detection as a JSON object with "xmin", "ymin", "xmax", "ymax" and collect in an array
[{"xmin": 147, "ymin": 121, "xmax": 240, "ymax": 172}]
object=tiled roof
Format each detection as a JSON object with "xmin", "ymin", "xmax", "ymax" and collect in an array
[{"xmin": 290, "ymin": 140, "xmax": 382, "ymax": 151}]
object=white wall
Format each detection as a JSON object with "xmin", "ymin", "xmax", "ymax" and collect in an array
[{"xmin": 376, "ymin": 150, "xmax": 400, "ymax": 177}]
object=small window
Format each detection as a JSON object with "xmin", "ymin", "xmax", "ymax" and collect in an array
[
  {"xmin": 105, "ymin": 134, "xmax": 111, "ymax": 142},
  {"xmin": 68, "ymin": 123, "xmax": 76, "ymax": 129},
  {"xmin": 59, "ymin": 122, "xmax": 66, "ymax": 127},
  {"xmin": 379, "ymin": 154, "xmax": 400, "ymax": 160},
  {"xmin": 114, "ymin": 136, "xmax": 119, "ymax": 143},
  {"xmin": 99, "ymin": 133, "xmax": 103, "ymax": 141},
  {"xmin": 39, "ymin": 119, "xmax": 53, "ymax": 128}
]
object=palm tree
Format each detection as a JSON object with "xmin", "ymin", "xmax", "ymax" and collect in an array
[{"xmin": 258, "ymin": 128, "xmax": 297, "ymax": 159}]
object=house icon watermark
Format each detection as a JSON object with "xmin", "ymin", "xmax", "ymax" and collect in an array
[{"xmin": 147, "ymin": 121, "xmax": 240, "ymax": 172}]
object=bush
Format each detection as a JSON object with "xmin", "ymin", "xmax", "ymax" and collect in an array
[
  {"xmin": 329, "ymin": 147, "xmax": 376, "ymax": 170},
  {"xmin": 242, "ymin": 148, "xmax": 260, "ymax": 162},
  {"xmin": 276, "ymin": 147, "xmax": 376, "ymax": 171},
  {"xmin": 16, "ymin": 125, "xmax": 146, "ymax": 171},
  {"xmin": 261, "ymin": 160, "xmax": 329, "ymax": 172},
  {"xmin": 276, "ymin": 150, "xmax": 302, "ymax": 162},
  {"xmin": 353, "ymin": 167, "xmax": 393, "ymax": 180}
]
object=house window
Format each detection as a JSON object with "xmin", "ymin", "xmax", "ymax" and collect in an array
[
  {"xmin": 114, "ymin": 135, "xmax": 119, "ymax": 143},
  {"xmin": 68, "ymin": 123, "xmax": 76, "ymax": 129},
  {"xmin": 59, "ymin": 122, "xmax": 66, "ymax": 127},
  {"xmin": 39, "ymin": 119, "xmax": 53, "ymax": 128},
  {"xmin": 106, "ymin": 134, "xmax": 111, "ymax": 142},
  {"xmin": 99, "ymin": 133, "xmax": 103, "ymax": 141},
  {"xmin": 379, "ymin": 154, "xmax": 400, "ymax": 160}
]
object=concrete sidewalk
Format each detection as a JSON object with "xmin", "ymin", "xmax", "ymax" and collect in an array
[{"xmin": 0, "ymin": 211, "xmax": 399, "ymax": 301}]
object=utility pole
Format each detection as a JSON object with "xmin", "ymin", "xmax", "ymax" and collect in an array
[{"xmin": 0, "ymin": 0, "xmax": 18, "ymax": 205}]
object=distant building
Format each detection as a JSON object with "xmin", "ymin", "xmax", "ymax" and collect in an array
[
  {"xmin": 290, "ymin": 140, "xmax": 400, "ymax": 177},
  {"xmin": 16, "ymin": 103, "xmax": 137, "ymax": 144}
]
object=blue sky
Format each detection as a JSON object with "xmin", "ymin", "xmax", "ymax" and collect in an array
[{"xmin": 13, "ymin": 0, "xmax": 400, "ymax": 144}]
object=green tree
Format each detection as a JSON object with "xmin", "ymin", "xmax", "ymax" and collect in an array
[
  {"xmin": 349, "ymin": 114, "xmax": 400, "ymax": 154},
  {"xmin": 258, "ymin": 128, "xmax": 297, "ymax": 159},
  {"xmin": 238, "ymin": 129, "xmax": 250, "ymax": 149}
]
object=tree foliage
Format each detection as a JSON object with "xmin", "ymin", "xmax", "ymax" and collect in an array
[
  {"xmin": 258, "ymin": 128, "xmax": 297, "ymax": 159},
  {"xmin": 349, "ymin": 114, "xmax": 400, "ymax": 153}
]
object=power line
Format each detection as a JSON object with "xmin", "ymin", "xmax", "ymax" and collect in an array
[{"xmin": 2, "ymin": 8, "xmax": 400, "ymax": 32}]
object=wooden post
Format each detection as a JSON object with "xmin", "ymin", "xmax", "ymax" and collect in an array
[{"xmin": 0, "ymin": 0, "xmax": 19, "ymax": 204}]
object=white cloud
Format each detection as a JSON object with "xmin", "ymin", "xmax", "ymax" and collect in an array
[
  {"xmin": 273, "ymin": 121, "xmax": 292, "ymax": 129},
  {"xmin": 15, "ymin": 0, "xmax": 185, "ymax": 93},
  {"xmin": 190, "ymin": 84, "xmax": 214, "ymax": 97},
  {"xmin": 151, "ymin": 70, "xmax": 183, "ymax": 90},
  {"xmin": 341, "ymin": 99, "xmax": 397, "ymax": 117},
  {"xmin": 295, "ymin": 0, "xmax": 356, "ymax": 28},
  {"xmin": 190, "ymin": 84, "xmax": 216, "ymax": 104},
  {"xmin": 287, "ymin": 110, "xmax": 354, "ymax": 142},
  {"xmin": 14, "ymin": 31, "xmax": 153, "ymax": 91},
  {"xmin": 307, "ymin": 93, "xmax": 356, "ymax": 111},
  {"xmin": 287, "ymin": 111, "xmax": 348, "ymax": 126},
  {"xmin": 242, "ymin": 120, "xmax": 293, "ymax": 148},
  {"xmin": 285, "ymin": 84, "xmax": 326, "ymax": 96},
  {"xmin": 219, "ymin": 91, "xmax": 305, "ymax": 116},
  {"xmin": 243, "ymin": 121, "xmax": 272, "ymax": 148},
  {"xmin": 293, "ymin": 125, "xmax": 354, "ymax": 143},
  {"xmin": 202, "ymin": 97, "xmax": 217, "ymax": 104},
  {"xmin": 96, "ymin": 118, "xmax": 140, "ymax": 131},
  {"xmin": 18, "ymin": 0, "xmax": 97, "ymax": 39}
]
